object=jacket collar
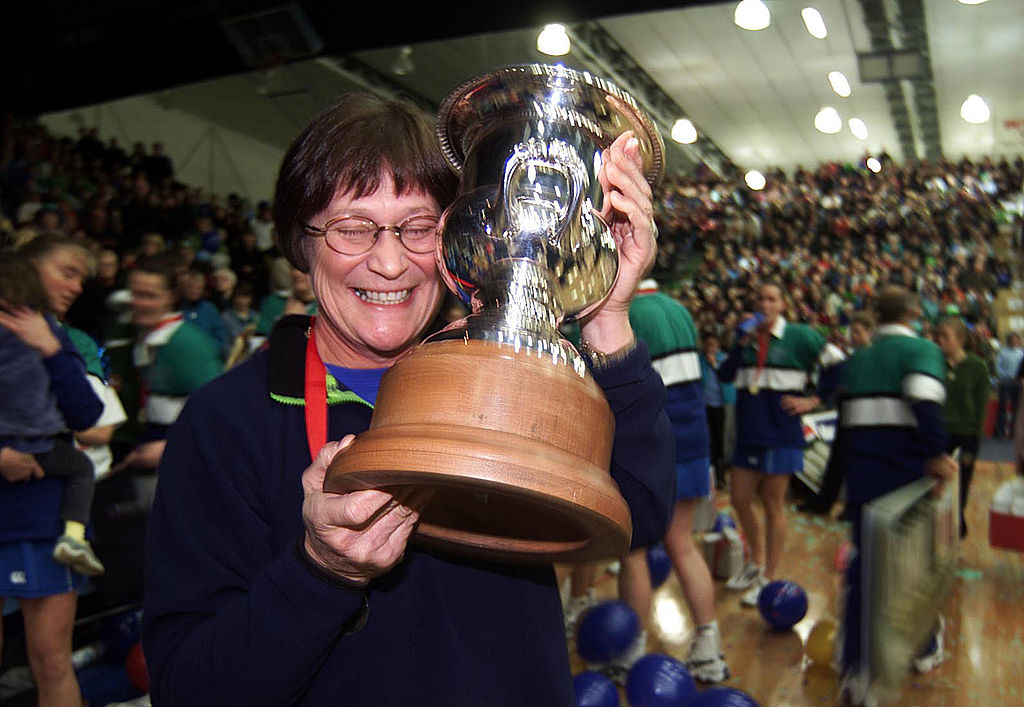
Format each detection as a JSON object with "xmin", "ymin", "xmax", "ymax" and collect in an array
[
  {"xmin": 267, "ymin": 311, "xmax": 450, "ymax": 406},
  {"xmin": 874, "ymin": 323, "xmax": 916, "ymax": 339},
  {"xmin": 769, "ymin": 315, "xmax": 786, "ymax": 339},
  {"xmin": 266, "ymin": 314, "xmax": 370, "ymax": 407}
]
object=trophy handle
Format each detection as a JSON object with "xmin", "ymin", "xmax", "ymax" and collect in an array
[{"xmin": 499, "ymin": 137, "xmax": 585, "ymax": 246}]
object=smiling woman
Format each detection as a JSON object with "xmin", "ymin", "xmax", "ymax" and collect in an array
[{"xmin": 143, "ymin": 90, "xmax": 675, "ymax": 706}]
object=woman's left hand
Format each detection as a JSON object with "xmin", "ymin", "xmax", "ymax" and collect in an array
[
  {"xmin": 579, "ymin": 131, "xmax": 657, "ymax": 352},
  {"xmin": 0, "ymin": 304, "xmax": 61, "ymax": 357}
]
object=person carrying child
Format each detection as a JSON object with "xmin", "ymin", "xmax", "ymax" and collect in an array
[{"xmin": 0, "ymin": 252, "xmax": 105, "ymax": 576}]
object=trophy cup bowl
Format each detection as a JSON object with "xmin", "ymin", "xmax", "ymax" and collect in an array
[{"xmin": 325, "ymin": 64, "xmax": 664, "ymax": 563}]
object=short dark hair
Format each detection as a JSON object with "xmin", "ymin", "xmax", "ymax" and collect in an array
[
  {"xmin": 272, "ymin": 93, "xmax": 458, "ymax": 272},
  {"xmin": 874, "ymin": 286, "xmax": 918, "ymax": 324},
  {"xmin": 132, "ymin": 254, "xmax": 181, "ymax": 306},
  {"xmin": 0, "ymin": 251, "xmax": 49, "ymax": 311}
]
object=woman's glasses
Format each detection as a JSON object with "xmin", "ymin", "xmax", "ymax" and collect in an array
[{"xmin": 303, "ymin": 215, "xmax": 439, "ymax": 256}]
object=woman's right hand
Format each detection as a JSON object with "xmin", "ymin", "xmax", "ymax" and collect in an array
[
  {"xmin": 0, "ymin": 447, "xmax": 44, "ymax": 483},
  {"xmin": 301, "ymin": 436, "xmax": 424, "ymax": 585}
]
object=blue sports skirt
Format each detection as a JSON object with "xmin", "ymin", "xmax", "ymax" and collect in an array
[
  {"xmin": 0, "ymin": 539, "xmax": 85, "ymax": 598},
  {"xmin": 731, "ymin": 445, "xmax": 804, "ymax": 475},
  {"xmin": 676, "ymin": 456, "xmax": 712, "ymax": 500}
]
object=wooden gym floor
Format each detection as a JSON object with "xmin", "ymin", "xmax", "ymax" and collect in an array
[{"xmin": 561, "ymin": 460, "xmax": 1024, "ymax": 706}]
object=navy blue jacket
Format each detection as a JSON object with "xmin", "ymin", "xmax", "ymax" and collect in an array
[{"xmin": 143, "ymin": 315, "xmax": 674, "ymax": 706}]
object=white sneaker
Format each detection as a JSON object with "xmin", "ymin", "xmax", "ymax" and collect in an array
[
  {"xmin": 913, "ymin": 616, "xmax": 946, "ymax": 674},
  {"xmin": 839, "ymin": 670, "xmax": 878, "ymax": 707},
  {"xmin": 685, "ymin": 623, "xmax": 730, "ymax": 683},
  {"xmin": 740, "ymin": 575, "xmax": 769, "ymax": 607},
  {"xmin": 563, "ymin": 588, "xmax": 597, "ymax": 639},
  {"xmin": 726, "ymin": 562, "xmax": 763, "ymax": 591}
]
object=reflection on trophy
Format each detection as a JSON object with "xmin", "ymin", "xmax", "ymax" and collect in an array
[{"xmin": 326, "ymin": 64, "xmax": 664, "ymax": 563}]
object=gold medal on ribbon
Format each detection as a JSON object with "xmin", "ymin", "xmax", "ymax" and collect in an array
[{"xmin": 749, "ymin": 384, "xmax": 759, "ymax": 395}]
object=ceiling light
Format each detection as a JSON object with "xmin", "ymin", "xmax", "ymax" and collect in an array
[
  {"xmin": 866, "ymin": 157, "xmax": 882, "ymax": 173},
  {"xmin": 814, "ymin": 107, "xmax": 842, "ymax": 134},
  {"xmin": 957, "ymin": 0, "xmax": 989, "ymax": 5},
  {"xmin": 828, "ymin": 71, "xmax": 851, "ymax": 98},
  {"xmin": 671, "ymin": 119, "xmax": 698, "ymax": 144},
  {"xmin": 537, "ymin": 24, "xmax": 571, "ymax": 56},
  {"xmin": 801, "ymin": 8, "xmax": 828, "ymax": 39},
  {"xmin": 734, "ymin": 0, "xmax": 771, "ymax": 31},
  {"xmin": 745, "ymin": 170, "xmax": 766, "ymax": 190},
  {"xmin": 849, "ymin": 118, "xmax": 868, "ymax": 140},
  {"xmin": 391, "ymin": 46, "xmax": 414, "ymax": 76},
  {"xmin": 960, "ymin": 94, "xmax": 990, "ymax": 124}
]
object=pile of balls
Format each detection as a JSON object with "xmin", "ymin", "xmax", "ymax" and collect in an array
[{"xmin": 574, "ymin": 600, "xmax": 760, "ymax": 706}]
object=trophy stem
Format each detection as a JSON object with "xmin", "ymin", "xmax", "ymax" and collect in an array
[{"xmin": 473, "ymin": 259, "xmax": 563, "ymax": 340}]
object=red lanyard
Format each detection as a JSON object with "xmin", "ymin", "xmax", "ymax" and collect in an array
[
  {"xmin": 752, "ymin": 329, "xmax": 770, "ymax": 391},
  {"xmin": 756, "ymin": 330, "xmax": 770, "ymax": 371},
  {"xmin": 304, "ymin": 320, "xmax": 327, "ymax": 460}
]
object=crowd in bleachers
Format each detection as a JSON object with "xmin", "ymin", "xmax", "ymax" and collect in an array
[{"xmin": 652, "ymin": 154, "xmax": 1024, "ymax": 360}]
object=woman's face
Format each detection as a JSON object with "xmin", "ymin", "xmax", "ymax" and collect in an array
[
  {"xmin": 307, "ymin": 176, "xmax": 444, "ymax": 366},
  {"xmin": 35, "ymin": 246, "xmax": 87, "ymax": 317},
  {"xmin": 129, "ymin": 271, "xmax": 177, "ymax": 329}
]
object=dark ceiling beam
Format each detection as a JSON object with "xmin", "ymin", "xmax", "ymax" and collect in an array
[
  {"xmin": 568, "ymin": 21, "xmax": 738, "ymax": 178},
  {"xmin": 314, "ymin": 57, "xmax": 438, "ymax": 114},
  {"xmin": 893, "ymin": 0, "xmax": 943, "ymax": 161},
  {"xmin": 856, "ymin": 0, "xmax": 918, "ymax": 162}
]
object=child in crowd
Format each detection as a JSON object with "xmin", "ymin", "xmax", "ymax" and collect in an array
[{"xmin": 0, "ymin": 254, "xmax": 105, "ymax": 576}]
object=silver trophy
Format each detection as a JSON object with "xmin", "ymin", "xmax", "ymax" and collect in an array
[
  {"xmin": 326, "ymin": 64, "xmax": 665, "ymax": 563},
  {"xmin": 431, "ymin": 63, "xmax": 665, "ymax": 369}
]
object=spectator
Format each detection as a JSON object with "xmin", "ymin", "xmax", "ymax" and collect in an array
[
  {"xmin": 995, "ymin": 332, "xmax": 1023, "ymax": 438},
  {"xmin": 179, "ymin": 266, "xmax": 227, "ymax": 357}
]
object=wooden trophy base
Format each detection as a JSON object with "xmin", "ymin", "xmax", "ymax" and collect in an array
[{"xmin": 324, "ymin": 338, "xmax": 632, "ymax": 563}]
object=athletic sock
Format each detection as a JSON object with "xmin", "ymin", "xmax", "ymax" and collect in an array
[{"xmin": 64, "ymin": 520, "xmax": 86, "ymax": 542}]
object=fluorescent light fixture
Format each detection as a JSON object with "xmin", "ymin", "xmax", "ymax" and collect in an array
[
  {"xmin": 849, "ymin": 118, "xmax": 868, "ymax": 140},
  {"xmin": 960, "ymin": 94, "xmax": 990, "ymax": 124},
  {"xmin": 537, "ymin": 24, "xmax": 570, "ymax": 56},
  {"xmin": 801, "ymin": 8, "xmax": 828, "ymax": 39},
  {"xmin": 745, "ymin": 170, "xmax": 767, "ymax": 190},
  {"xmin": 671, "ymin": 119, "xmax": 698, "ymax": 144},
  {"xmin": 828, "ymin": 71, "xmax": 851, "ymax": 98},
  {"xmin": 866, "ymin": 157, "xmax": 882, "ymax": 173},
  {"xmin": 814, "ymin": 107, "xmax": 842, "ymax": 134},
  {"xmin": 734, "ymin": 0, "xmax": 771, "ymax": 31},
  {"xmin": 958, "ymin": 0, "xmax": 989, "ymax": 5}
]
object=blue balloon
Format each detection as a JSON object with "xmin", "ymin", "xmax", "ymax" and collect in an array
[
  {"xmin": 573, "ymin": 670, "xmax": 620, "ymax": 707},
  {"xmin": 711, "ymin": 512, "xmax": 737, "ymax": 534},
  {"xmin": 577, "ymin": 601, "xmax": 641, "ymax": 664},
  {"xmin": 687, "ymin": 687, "xmax": 760, "ymax": 706},
  {"xmin": 625, "ymin": 654, "xmax": 696, "ymax": 707},
  {"xmin": 102, "ymin": 607, "xmax": 144, "ymax": 661},
  {"xmin": 647, "ymin": 543, "xmax": 672, "ymax": 588},
  {"xmin": 757, "ymin": 580, "xmax": 808, "ymax": 630}
]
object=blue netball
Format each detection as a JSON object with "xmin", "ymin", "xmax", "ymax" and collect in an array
[
  {"xmin": 573, "ymin": 670, "xmax": 620, "ymax": 707},
  {"xmin": 625, "ymin": 653, "xmax": 696, "ymax": 707},
  {"xmin": 757, "ymin": 580, "xmax": 808, "ymax": 630},
  {"xmin": 647, "ymin": 543, "xmax": 672, "ymax": 588},
  {"xmin": 577, "ymin": 601, "xmax": 641, "ymax": 663},
  {"xmin": 712, "ymin": 512, "xmax": 737, "ymax": 534}
]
